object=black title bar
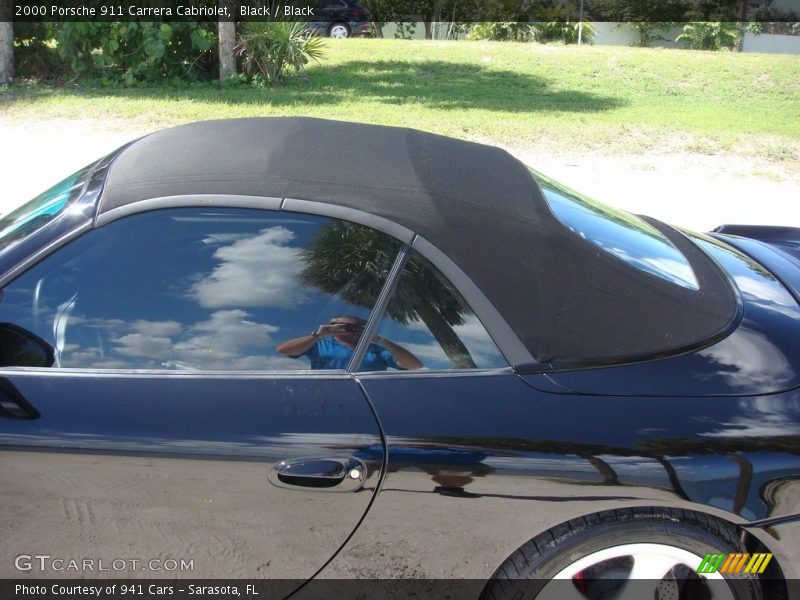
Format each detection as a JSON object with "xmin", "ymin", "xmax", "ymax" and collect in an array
[
  {"xmin": 4, "ymin": 578, "xmax": 793, "ymax": 600},
  {"xmin": 5, "ymin": 0, "xmax": 800, "ymax": 23}
]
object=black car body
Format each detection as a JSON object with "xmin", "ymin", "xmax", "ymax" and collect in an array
[
  {"xmin": 1, "ymin": 118, "xmax": 799, "ymax": 599},
  {"xmin": 306, "ymin": 0, "xmax": 371, "ymax": 38}
]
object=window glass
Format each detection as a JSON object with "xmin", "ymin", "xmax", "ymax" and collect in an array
[
  {"xmin": 359, "ymin": 250, "xmax": 507, "ymax": 371},
  {"xmin": 531, "ymin": 169, "xmax": 699, "ymax": 290},
  {"xmin": 0, "ymin": 208, "xmax": 401, "ymax": 371}
]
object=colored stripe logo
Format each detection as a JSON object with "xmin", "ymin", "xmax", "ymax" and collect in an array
[{"xmin": 697, "ymin": 552, "xmax": 773, "ymax": 574}]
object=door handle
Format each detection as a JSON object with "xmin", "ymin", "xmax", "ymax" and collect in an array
[
  {"xmin": 269, "ymin": 457, "xmax": 366, "ymax": 492},
  {"xmin": 0, "ymin": 379, "xmax": 40, "ymax": 420}
]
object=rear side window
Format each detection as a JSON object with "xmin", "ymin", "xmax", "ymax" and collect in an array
[
  {"xmin": 532, "ymin": 169, "xmax": 699, "ymax": 290},
  {"xmin": 359, "ymin": 250, "xmax": 508, "ymax": 371}
]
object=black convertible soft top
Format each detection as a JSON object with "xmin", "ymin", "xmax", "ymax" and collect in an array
[{"xmin": 98, "ymin": 118, "xmax": 736, "ymax": 368}]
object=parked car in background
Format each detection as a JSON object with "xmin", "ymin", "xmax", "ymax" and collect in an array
[
  {"xmin": 1, "ymin": 118, "xmax": 799, "ymax": 599},
  {"xmin": 307, "ymin": 0, "xmax": 371, "ymax": 38}
]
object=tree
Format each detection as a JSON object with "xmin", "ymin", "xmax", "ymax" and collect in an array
[
  {"xmin": 0, "ymin": 20, "xmax": 12, "ymax": 84},
  {"xmin": 218, "ymin": 0, "xmax": 236, "ymax": 81},
  {"xmin": 421, "ymin": 0, "xmax": 445, "ymax": 40},
  {"xmin": 298, "ymin": 222, "xmax": 477, "ymax": 368},
  {"xmin": 360, "ymin": 0, "xmax": 393, "ymax": 38},
  {"xmin": 0, "ymin": 0, "xmax": 10, "ymax": 83},
  {"xmin": 592, "ymin": 0, "xmax": 686, "ymax": 24}
]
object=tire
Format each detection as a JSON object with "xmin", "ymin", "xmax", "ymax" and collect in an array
[
  {"xmin": 482, "ymin": 508, "xmax": 764, "ymax": 600},
  {"xmin": 328, "ymin": 22, "xmax": 350, "ymax": 39}
]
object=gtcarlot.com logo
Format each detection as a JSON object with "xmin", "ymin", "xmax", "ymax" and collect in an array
[
  {"xmin": 14, "ymin": 554, "xmax": 194, "ymax": 573},
  {"xmin": 697, "ymin": 552, "xmax": 773, "ymax": 575}
]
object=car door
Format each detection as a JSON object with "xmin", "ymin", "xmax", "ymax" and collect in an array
[{"xmin": 0, "ymin": 206, "xmax": 398, "ymax": 582}]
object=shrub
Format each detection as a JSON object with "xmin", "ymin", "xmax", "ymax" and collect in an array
[
  {"xmin": 676, "ymin": 22, "xmax": 740, "ymax": 51},
  {"xmin": 13, "ymin": 22, "xmax": 62, "ymax": 80},
  {"xmin": 236, "ymin": 22, "xmax": 326, "ymax": 85},
  {"xmin": 14, "ymin": 22, "xmax": 217, "ymax": 84},
  {"xmin": 534, "ymin": 22, "xmax": 595, "ymax": 44},
  {"xmin": 467, "ymin": 22, "xmax": 534, "ymax": 42}
]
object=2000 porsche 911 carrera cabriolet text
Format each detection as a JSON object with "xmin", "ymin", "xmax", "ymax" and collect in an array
[{"xmin": 1, "ymin": 118, "xmax": 799, "ymax": 600}]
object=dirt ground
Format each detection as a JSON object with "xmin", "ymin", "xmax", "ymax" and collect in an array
[{"xmin": 2, "ymin": 117, "xmax": 799, "ymax": 232}]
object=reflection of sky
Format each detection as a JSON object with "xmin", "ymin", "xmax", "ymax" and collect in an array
[
  {"xmin": 0, "ymin": 210, "xmax": 378, "ymax": 371},
  {"xmin": 373, "ymin": 313, "xmax": 507, "ymax": 370},
  {"xmin": 539, "ymin": 181, "xmax": 699, "ymax": 290},
  {"xmin": 190, "ymin": 226, "xmax": 309, "ymax": 309},
  {"xmin": 691, "ymin": 236, "xmax": 800, "ymax": 393},
  {"xmin": 0, "ymin": 431, "xmax": 379, "ymax": 459},
  {"xmin": 484, "ymin": 455, "xmax": 600, "ymax": 481},
  {"xmin": 701, "ymin": 395, "xmax": 800, "ymax": 438},
  {"xmin": 2, "ymin": 208, "xmax": 510, "ymax": 373},
  {"xmin": 697, "ymin": 329, "xmax": 793, "ymax": 392}
]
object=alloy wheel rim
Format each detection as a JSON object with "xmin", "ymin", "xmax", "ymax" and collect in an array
[{"xmin": 538, "ymin": 543, "xmax": 735, "ymax": 600}]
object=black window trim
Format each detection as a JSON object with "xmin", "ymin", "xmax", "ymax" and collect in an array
[
  {"xmin": 347, "ymin": 242, "xmax": 411, "ymax": 373},
  {"xmin": 0, "ymin": 221, "xmax": 94, "ymax": 289},
  {"xmin": 3, "ymin": 193, "xmax": 531, "ymax": 375}
]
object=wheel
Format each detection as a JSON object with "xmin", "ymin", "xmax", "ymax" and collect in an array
[
  {"xmin": 328, "ymin": 22, "xmax": 350, "ymax": 39},
  {"xmin": 482, "ymin": 508, "xmax": 764, "ymax": 600}
]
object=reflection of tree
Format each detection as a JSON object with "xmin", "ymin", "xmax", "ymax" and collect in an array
[
  {"xmin": 416, "ymin": 435, "xmax": 800, "ymax": 516},
  {"xmin": 637, "ymin": 437, "xmax": 800, "ymax": 455},
  {"xmin": 298, "ymin": 221, "xmax": 476, "ymax": 368},
  {"xmin": 422, "ymin": 435, "xmax": 800, "ymax": 457}
]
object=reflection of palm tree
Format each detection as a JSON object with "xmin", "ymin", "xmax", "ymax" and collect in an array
[{"xmin": 298, "ymin": 221, "xmax": 476, "ymax": 368}]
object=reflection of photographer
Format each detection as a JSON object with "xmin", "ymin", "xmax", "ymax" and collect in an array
[{"xmin": 277, "ymin": 316, "xmax": 422, "ymax": 371}]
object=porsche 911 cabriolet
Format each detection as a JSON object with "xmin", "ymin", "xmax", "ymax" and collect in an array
[{"xmin": 1, "ymin": 118, "xmax": 799, "ymax": 600}]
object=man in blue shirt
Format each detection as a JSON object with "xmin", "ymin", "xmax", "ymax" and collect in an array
[{"xmin": 277, "ymin": 316, "xmax": 422, "ymax": 371}]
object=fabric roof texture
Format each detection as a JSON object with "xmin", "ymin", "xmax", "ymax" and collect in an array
[{"xmin": 99, "ymin": 118, "xmax": 736, "ymax": 368}]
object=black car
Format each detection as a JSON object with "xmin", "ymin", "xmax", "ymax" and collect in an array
[
  {"xmin": 1, "ymin": 118, "xmax": 799, "ymax": 599},
  {"xmin": 307, "ymin": 0, "xmax": 371, "ymax": 38}
]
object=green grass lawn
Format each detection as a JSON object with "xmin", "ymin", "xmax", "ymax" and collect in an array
[{"xmin": 2, "ymin": 39, "xmax": 799, "ymax": 159}]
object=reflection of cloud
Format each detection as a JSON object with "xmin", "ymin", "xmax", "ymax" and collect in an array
[
  {"xmin": 190, "ymin": 226, "xmax": 306, "ymax": 309},
  {"xmin": 112, "ymin": 319, "xmax": 186, "ymax": 360},
  {"xmin": 390, "ymin": 314, "xmax": 504, "ymax": 368},
  {"xmin": 174, "ymin": 310, "xmax": 277, "ymax": 357},
  {"xmin": 602, "ymin": 244, "xmax": 698, "ymax": 290},
  {"xmin": 115, "ymin": 332, "xmax": 175, "ymax": 359},
  {"xmin": 69, "ymin": 347, "xmax": 129, "ymax": 369},
  {"xmin": 172, "ymin": 309, "xmax": 300, "ymax": 370},
  {"xmin": 698, "ymin": 329, "xmax": 793, "ymax": 391},
  {"xmin": 702, "ymin": 395, "xmax": 800, "ymax": 438},
  {"xmin": 131, "ymin": 320, "xmax": 183, "ymax": 337},
  {"xmin": 734, "ymin": 275, "xmax": 800, "ymax": 321},
  {"xmin": 542, "ymin": 186, "xmax": 699, "ymax": 290},
  {"xmin": 65, "ymin": 311, "xmax": 307, "ymax": 371}
]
